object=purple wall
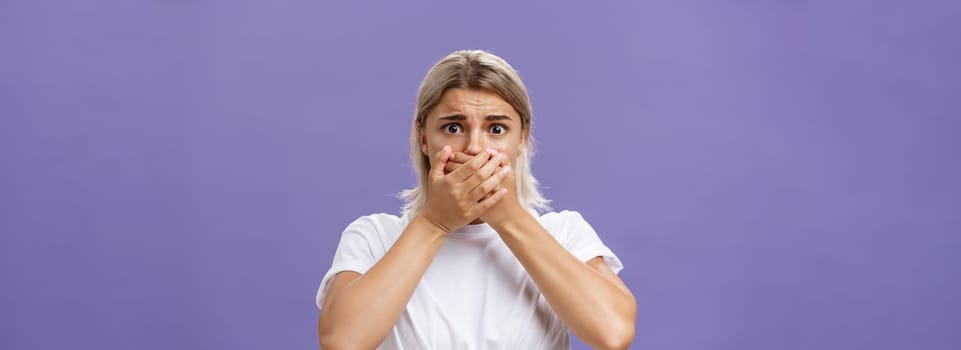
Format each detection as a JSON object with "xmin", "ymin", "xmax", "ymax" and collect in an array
[{"xmin": 2, "ymin": 1, "xmax": 959, "ymax": 349}]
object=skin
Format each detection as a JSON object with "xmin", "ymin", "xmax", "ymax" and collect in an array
[
  {"xmin": 420, "ymin": 88, "xmax": 522, "ymax": 226},
  {"xmin": 318, "ymin": 88, "xmax": 637, "ymax": 350}
]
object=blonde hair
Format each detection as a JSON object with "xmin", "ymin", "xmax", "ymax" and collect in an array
[{"xmin": 399, "ymin": 50, "xmax": 551, "ymax": 216}]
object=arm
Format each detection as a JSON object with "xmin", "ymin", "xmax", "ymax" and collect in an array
[
  {"xmin": 446, "ymin": 151, "xmax": 637, "ymax": 349},
  {"xmin": 490, "ymin": 210, "xmax": 637, "ymax": 350},
  {"xmin": 317, "ymin": 214, "xmax": 446, "ymax": 349},
  {"xmin": 317, "ymin": 146, "xmax": 510, "ymax": 349}
]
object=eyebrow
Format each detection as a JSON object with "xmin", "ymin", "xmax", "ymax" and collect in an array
[{"xmin": 437, "ymin": 114, "xmax": 514, "ymax": 122}]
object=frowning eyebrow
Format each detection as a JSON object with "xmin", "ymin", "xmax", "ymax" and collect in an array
[{"xmin": 437, "ymin": 114, "xmax": 514, "ymax": 122}]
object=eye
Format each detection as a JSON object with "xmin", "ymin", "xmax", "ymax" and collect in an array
[
  {"xmin": 443, "ymin": 123, "xmax": 462, "ymax": 134},
  {"xmin": 490, "ymin": 124, "xmax": 507, "ymax": 135}
]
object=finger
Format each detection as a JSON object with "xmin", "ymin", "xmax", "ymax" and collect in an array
[
  {"xmin": 444, "ymin": 154, "xmax": 467, "ymax": 173},
  {"xmin": 464, "ymin": 152, "xmax": 505, "ymax": 192},
  {"xmin": 469, "ymin": 164, "xmax": 511, "ymax": 202},
  {"xmin": 449, "ymin": 149, "xmax": 494, "ymax": 182},
  {"xmin": 446, "ymin": 151, "xmax": 503, "ymax": 172},
  {"xmin": 476, "ymin": 183, "xmax": 502, "ymax": 202},
  {"xmin": 449, "ymin": 152, "xmax": 474, "ymax": 164},
  {"xmin": 453, "ymin": 150, "xmax": 509, "ymax": 175},
  {"xmin": 429, "ymin": 145, "xmax": 452, "ymax": 179},
  {"xmin": 475, "ymin": 155, "xmax": 512, "ymax": 199},
  {"xmin": 471, "ymin": 187, "xmax": 509, "ymax": 215},
  {"xmin": 444, "ymin": 161, "xmax": 461, "ymax": 174}
]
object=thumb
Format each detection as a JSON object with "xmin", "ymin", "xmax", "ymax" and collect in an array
[{"xmin": 429, "ymin": 145, "xmax": 452, "ymax": 179}]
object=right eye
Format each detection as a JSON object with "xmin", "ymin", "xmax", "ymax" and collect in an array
[{"xmin": 443, "ymin": 124, "xmax": 462, "ymax": 134}]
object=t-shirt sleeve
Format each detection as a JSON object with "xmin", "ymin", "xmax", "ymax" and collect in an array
[
  {"xmin": 315, "ymin": 215, "xmax": 380, "ymax": 310},
  {"xmin": 552, "ymin": 210, "xmax": 624, "ymax": 274}
]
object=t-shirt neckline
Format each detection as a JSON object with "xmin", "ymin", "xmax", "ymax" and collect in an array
[
  {"xmin": 449, "ymin": 221, "xmax": 496, "ymax": 240},
  {"xmin": 402, "ymin": 208, "xmax": 540, "ymax": 240}
]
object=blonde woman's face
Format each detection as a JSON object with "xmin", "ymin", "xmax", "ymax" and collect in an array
[{"xmin": 421, "ymin": 88, "xmax": 525, "ymax": 165}]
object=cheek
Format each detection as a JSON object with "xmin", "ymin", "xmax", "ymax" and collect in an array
[
  {"xmin": 423, "ymin": 133, "xmax": 449, "ymax": 152},
  {"xmin": 426, "ymin": 133, "xmax": 471, "ymax": 153},
  {"xmin": 489, "ymin": 148, "xmax": 519, "ymax": 166},
  {"xmin": 492, "ymin": 136, "xmax": 522, "ymax": 161},
  {"xmin": 508, "ymin": 151, "xmax": 520, "ymax": 166}
]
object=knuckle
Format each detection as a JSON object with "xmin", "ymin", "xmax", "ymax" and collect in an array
[
  {"xmin": 481, "ymin": 181, "xmax": 495, "ymax": 193},
  {"xmin": 478, "ymin": 181, "xmax": 497, "ymax": 193},
  {"xmin": 481, "ymin": 197, "xmax": 495, "ymax": 207}
]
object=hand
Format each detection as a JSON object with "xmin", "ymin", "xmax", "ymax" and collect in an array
[
  {"xmin": 419, "ymin": 146, "xmax": 512, "ymax": 233},
  {"xmin": 443, "ymin": 152, "xmax": 509, "ymax": 201},
  {"xmin": 444, "ymin": 151, "xmax": 523, "ymax": 227}
]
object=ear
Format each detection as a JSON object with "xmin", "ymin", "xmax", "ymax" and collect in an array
[{"xmin": 419, "ymin": 128, "xmax": 429, "ymax": 156}]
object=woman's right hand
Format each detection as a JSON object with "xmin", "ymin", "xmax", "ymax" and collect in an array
[{"xmin": 420, "ymin": 146, "xmax": 511, "ymax": 233}]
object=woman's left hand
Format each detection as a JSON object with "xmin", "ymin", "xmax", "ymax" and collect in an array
[{"xmin": 446, "ymin": 152, "xmax": 525, "ymax": 227}]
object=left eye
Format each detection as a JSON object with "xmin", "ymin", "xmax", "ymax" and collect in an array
[
  {"xmin": 443, "ymin": 124, "xmax": 462, "ymax": 133},
  {"xmin": 490, "ymin": 125, "xmax": 506, "ymax": 134}
]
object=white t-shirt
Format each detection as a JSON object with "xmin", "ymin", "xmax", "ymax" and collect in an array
[{"xmin": 315, "ymin": 209, "xmax": 623, "ymax": 350}]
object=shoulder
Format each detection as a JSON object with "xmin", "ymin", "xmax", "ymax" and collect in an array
[
  {"xmin": 347, "ymin": 212, "xmax": 404, "ymax": 227},
  {"xmin": 332, "ymin": 212, "xmax": 410, "ymax": 257},
  {"xmin": 342, "ymin": 212, "xmax": 407, "ymax": 239},
  {"xmin": 538, "ymin": 209, "xmax": 619, "ymax": 268},
  {"xmin": 536, "ymin": 209, "xmax": 595, "ymax": 240},
  {"xmin": 537, "ymin": 209, "xmax": 590, "ymax": 228}
]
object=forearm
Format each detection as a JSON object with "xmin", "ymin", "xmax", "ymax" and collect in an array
[
  {"xmin": 491, "ymin": 213, "xmax": 636, "ymax": 350},
  {"xmin": 318, "ymin": 214, "xmax": 446, "ymax": 349}
]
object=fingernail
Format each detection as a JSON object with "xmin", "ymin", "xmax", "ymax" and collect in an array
[{"xmin": 501, "ymin": 165, "xmax": 511, "ymax": 174}]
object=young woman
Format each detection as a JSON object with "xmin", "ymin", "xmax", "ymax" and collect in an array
[{"xmin": 316, "ymin": 50, "xmax": 636, "ymax": 350}]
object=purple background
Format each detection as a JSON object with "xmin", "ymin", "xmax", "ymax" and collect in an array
[{"xmin": 2, "ymin": 1, "xmax": 959, "ymax": 349}]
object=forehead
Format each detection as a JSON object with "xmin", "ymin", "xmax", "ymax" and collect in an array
[{"xmin": 430, "ymin": 88, "xmax": 517, "ymax": 117}]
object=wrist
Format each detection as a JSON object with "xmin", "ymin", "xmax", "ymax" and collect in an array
[
  {"xmin": 487, "ymin": 203, "xmax": 530, "ymax": 233},
  {"xmin": 413, "ymin": 212, "xmax": 453, "ymax": 237}
]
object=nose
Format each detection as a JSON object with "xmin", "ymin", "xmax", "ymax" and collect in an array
[{"xmin": 464, "ymin": 129, "xmax": 485, "ymax": 156}]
